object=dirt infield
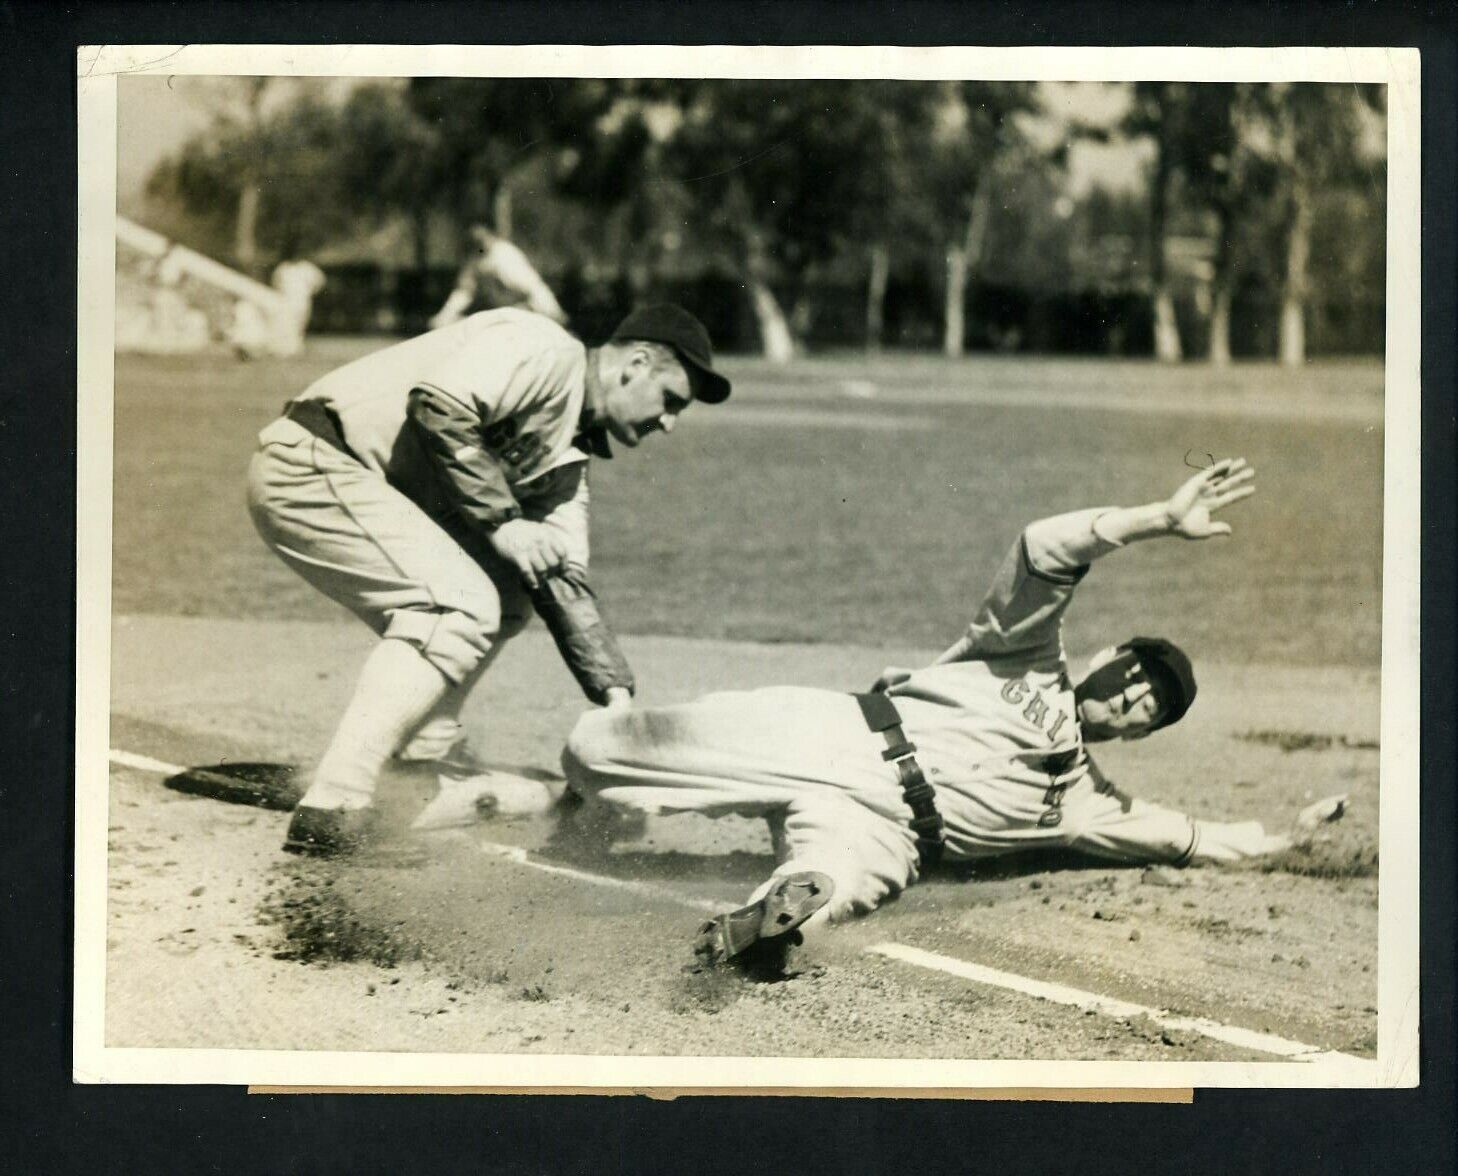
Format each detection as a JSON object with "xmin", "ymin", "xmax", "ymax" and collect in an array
[{"xmin": 104, "ymin": 615, "xmax": 1377, "ymax": 1061}]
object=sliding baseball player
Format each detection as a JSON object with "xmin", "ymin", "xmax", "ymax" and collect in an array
[{"xmin": 563, "ymin": 459, "xmax": 1349, "ymax": 969}]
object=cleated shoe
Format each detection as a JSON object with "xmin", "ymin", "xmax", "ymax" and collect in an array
[
  {"xmin": 411, "ymin": 768, "xmax": 563, "ymax": 828},
  {"xmin": 400, "ymin": 738, "xmax": 564, "ymax": 827},
  {"xmin": 282, "ymin": 805, "xmax": 379, "ymax": 857},
  {"xmin": 694, "ymin": 871, "xmax": 834, "ymax": 972}
]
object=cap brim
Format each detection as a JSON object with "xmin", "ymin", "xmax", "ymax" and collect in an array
[{"xmin": 683, "ymin": 358, "xmax": 731, "ymax": 404}]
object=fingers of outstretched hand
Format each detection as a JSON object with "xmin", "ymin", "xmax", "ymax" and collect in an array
[
  {"xmin": 873, "ymin": 666, "xmax": 912, "ymax": 692},
  {"xmin": 1208, "ymin": 484, "xmax": 1256, "ymax": 511},
  {"xmin": 1295, "ymin": 793, "xmax": 1350, "ymax": 833}
]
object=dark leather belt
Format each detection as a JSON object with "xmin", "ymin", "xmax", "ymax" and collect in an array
[
  {"xmin": 283, "ymin": 398, "xmax": 360, "ymax": 461},
  {"xmin": 853, "ymin": 691, "xmax": 945, "ymax": 867}
]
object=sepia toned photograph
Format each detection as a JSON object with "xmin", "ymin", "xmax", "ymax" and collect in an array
[{"xmin": 75, "ymin": 45, "xmax": 1419, "ymax": 1090}]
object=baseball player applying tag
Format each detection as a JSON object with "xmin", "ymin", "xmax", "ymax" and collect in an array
[
  {"xmin": 562, "ymin": 460, "xmax": 1348, "ymax": 971},
  {"xmin": 247, "ymin": 304, "xmax": 730, "ymax": 857}
]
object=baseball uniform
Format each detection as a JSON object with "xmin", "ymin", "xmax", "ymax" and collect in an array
[
  {"xmin": 248, "ymin": 307, "xmax": 632, "ymax": 709},
  {"xmin": 433, "ymin": 236, "xmax": 567, "ymax": 328},
  {"xmin": 565, "ymin": 508, "xmax": 1287, "ymax": 923}
]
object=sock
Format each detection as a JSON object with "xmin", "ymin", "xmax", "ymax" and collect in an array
[
  {"xmin": 396, "ymin": 644, "xmax": 501, "ymax": 762},
  {"xmin": 301, "ymin": 639, "xmax": 455, "ymax": 811}
]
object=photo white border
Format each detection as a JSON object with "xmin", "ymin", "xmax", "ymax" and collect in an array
[{"xmin": 75, "ymin": 43, "xmax": 1421, "ymax": 1090}]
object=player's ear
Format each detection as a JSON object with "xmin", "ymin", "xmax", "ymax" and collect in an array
[{"xmin": 621, "ymin": 346, "xmax": 650, "ymax": 379}]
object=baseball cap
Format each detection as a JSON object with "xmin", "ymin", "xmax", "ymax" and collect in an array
[
  {"xmin": 610, "ymin": 304, "xmax": 732, "ymax": 404},
  {"xmin": 1120, "ymin": 637, "xmax": 1197, "ymax": 732}
]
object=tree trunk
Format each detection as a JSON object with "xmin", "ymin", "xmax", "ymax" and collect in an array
[
  {"xmin": 235, "ymin": 184, "xmax": 261, "ymax": 274},
  {"xmin": 744, "ymin": 231, "xmax": 796, "ymax": 363},
  {"xmin": 943, "ymin": 182, "xmax": 992, "ymax": 358},
  {"xmin": 1207, "ymin": 202, "xmax": 1234, "ymax": 366},
  {"xmin": 232, "ymin": 78, "xmax": 268, "ymax": 277},
  {"xmin": 1149, "ymin": 107, "xmax": 1182, "ymax": 363},
  {"xmin": 1208, "ymin": 286, "xmax": 1232, "ymax": 367},
  {"xmin": 865, "ymin": 243, "xmax": 890, "ymax": 352},
  {"xmin": 1279, "ymin": 185, "xmax": 1312, "ymax": 367},
  {"xmin": 1153, "ymin": 289, "xmax": 1182, "ymax": 363},
  {"xmin": 493, "ymin": 184, "xmax": 514, "ymax": 240},
  {"xmin": 943, "ymin": 248, "xmax": 967, "ymax": 358},
  {"xmin": 748, "ymin": 279, "xmax": 796, "ymax": 363}
]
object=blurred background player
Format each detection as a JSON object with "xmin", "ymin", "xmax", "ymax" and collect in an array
[
  {"xmin": 563, "ymin": 459, "xmax": 1348, "ymax": 969},
  {"xmin": 429, "ymin": 224, "xmax": 568, "ymax": 330},
  {"xmin": 228, "ymin": 258, "xmax": 327, "ymax": 359},
  {"xmin": 247, "ymin": 303, "xmax": 731, "ymax": 856}
]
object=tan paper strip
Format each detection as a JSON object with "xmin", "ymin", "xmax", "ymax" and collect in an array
[{"xmin": 249, "ymin": 1086, "xmax": 1193, "ymax": 1103}]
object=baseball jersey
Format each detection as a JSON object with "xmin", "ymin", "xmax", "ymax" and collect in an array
[
  {"xmin": 886, "ymin": 509, "xmax": 1203, "ymax": 865},
  {"xmin": 292, "ymin": 308, "xmax": 634, "ymax": 703},
  {"xmin": 299, "ymin": 308, "xmax": 590, "ymax": 527},
  {"xmin": 454, "ymin": 239, "xmax": 566, "ymax": 322}
]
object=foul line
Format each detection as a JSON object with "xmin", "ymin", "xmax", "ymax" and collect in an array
[
  {"xmin": 110, "ymin": 748, "xmax": 1365, "ymax": 1066},
  {"xmin": 866, "ymin": 943, "xmax": 1365, "ymax": 1068},
  {"xmin": 476, "ymin": 840, "xmax": 721, "ymax": 914}
]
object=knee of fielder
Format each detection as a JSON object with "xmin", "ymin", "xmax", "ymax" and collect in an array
[{"xmin": 384, "ymin": 607, "xmax": 495, "ymax": 686}]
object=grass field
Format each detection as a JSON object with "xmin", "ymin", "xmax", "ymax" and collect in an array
[
  {"xmin": 113, "ymin": 342, "xmax": 1384, "ymax": 667},
  {"xmin": 100, "ymin": 340, "xmax": 1387, "ymax": 1071}
]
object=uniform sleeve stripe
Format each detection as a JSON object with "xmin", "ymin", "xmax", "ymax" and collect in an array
[
  {"xmin": 1172, "ymin": 819, "xmax": 1200, "ymax": 867},
  {"xmin": 1020, "ymin": 534, "xmax": 1089, "ymax": 586}
]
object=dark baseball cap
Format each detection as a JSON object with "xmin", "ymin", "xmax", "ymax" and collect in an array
[
  {"xmin": 1120, "ymin": 636, "xmax": 1197, "ymax": 732},
  {"xmin": 610, "ymin": 304, "xmax": 731, "ymax": 404}
]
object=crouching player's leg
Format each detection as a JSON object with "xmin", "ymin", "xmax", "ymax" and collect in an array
[{"xmin": 247, "ymin": 426, "xmax": 511, "ymax": 855}]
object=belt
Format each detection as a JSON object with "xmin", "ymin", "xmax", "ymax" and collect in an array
[
  {"xmin": 283, "ymin": 399, "xmax": 360, "ymax": 461},
  {"xmin": 852, "ymin": 691, "xmax": 945, "ymax": 867}
]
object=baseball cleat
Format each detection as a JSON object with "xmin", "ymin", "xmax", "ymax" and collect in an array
[
  {"xmin": 694, "ymin": 871, "xmax": 834, "ymax": 971},
  {"xmin": 282, "ymin": 804, "xmax": 379, "ymax": 857},
  {"xmin": 399, "ymin": 738, "xmax": 565, "ymax": 827},
  {"xmin": 411, "ymin": 769, "xmax": 564, "ymax": 829}
]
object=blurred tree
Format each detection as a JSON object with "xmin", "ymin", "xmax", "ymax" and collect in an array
[
  {"xmin": 834, "ymin": 84, "xmax": 943, "ymax": 352},
  {"xmin": 334, "ymin": 84, "xmax": 441, "ymax": 271},
  {"xmin": 402, "ymin": 79, "xmax": 626, "ymax": 248},
  {"xmin": 1174, "ymin": 85, "xmax": 1243, "ymax": 365},
  {"xmin": 545, "ymin": 82, "xmax": 677, "ymax": 299},
  {"xmin": 1120, "ymin": 82, "xmax": 1191, "ymax": 362},
  {"xmin": 659, "ymin": 80, "xmax": 936, "ymax": 361},
  {"xmin": 1243, "ymin": 83, "xmax": 1386, "ymax": 366},
  {"xmin": 148, "ymin": 85, "xmax": 360, "ymax": 271},
  {"xmin": 914, "ymin": 83, "xmax": 1039, "ymax": 357}
]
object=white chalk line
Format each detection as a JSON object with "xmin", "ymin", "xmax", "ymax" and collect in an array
[
  {"xmin": 110, "ymin": 748, "xmax": 1361, "ymax": 1065},
  {"xmin": 111, "ymin": 748, "xmax": 204, "ymax": 777},
  {"xmin": 476, "ymin": 840, "xmax": 721, "ymax": 914},
  {"xmin": 867, "ymin": 943, "xmax": 1365, "ymax": 1067}
]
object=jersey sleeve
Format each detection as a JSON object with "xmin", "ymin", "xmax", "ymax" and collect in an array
[
  {"xmin": 954, "ymin": 508, "xmax": 1122, "ymax": 662},
  {"xmin": 515, "ymin": 462, "xmax": 632, "ymax": 703},
  {"xmin": 406, "ymin": 385, "xmax": 522, "ymax": 531},
  {"xmin": 528, "ymin": 563, "xmax": 636, "ymax": 704},
  {"xmin": 1068, "ymin": 777, "xmax": 1284, "ymax": 866},
  {"xmin": 521, "ymin": 458, "xmax": 592, "ymax": 568}
]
